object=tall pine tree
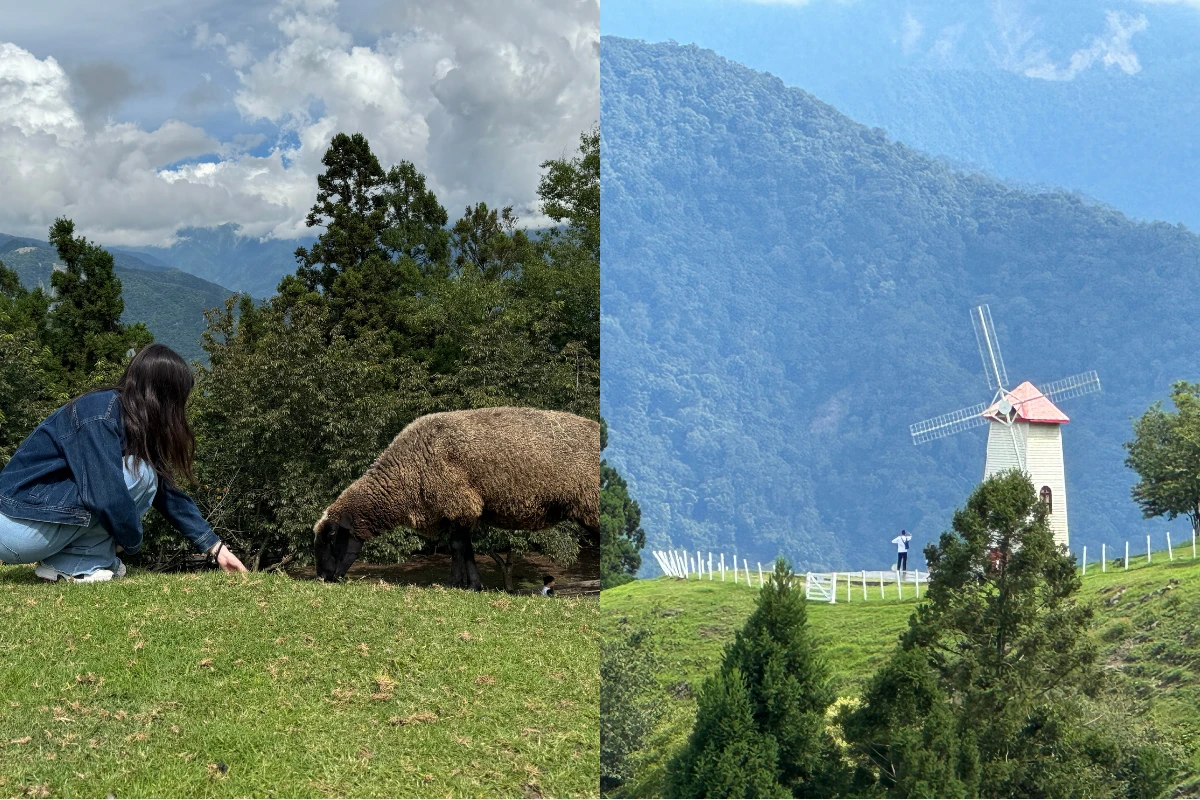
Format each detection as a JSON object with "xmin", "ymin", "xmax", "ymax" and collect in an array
[
  {"xmin": 842, "ymin": 469, "xmax": 1179, "ymax": 798},
  {"xmin": 669, "ymin": 559, "xmax": 846, "ymax": 798},
  {"xmin": 601, "ymin": 418, "xmax": 646, "ymax": 588},
  {"xmin": 46, "ymin": 218, "xmax": 151, "ymax": 386}
]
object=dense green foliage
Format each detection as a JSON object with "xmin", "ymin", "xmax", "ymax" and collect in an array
[
  {"xmin": 0, "ymin": 261, "xmax": 63, "ymax": 463},
  {"xmin": 601, "ymin": 418, "xmax": 646, "ymax": 589},
  {"xmin": 668, "ymin": 560, "xmax": 845, "ymax": 798},
  {"xmin": 1125, "ymin": 382, "xmax": 1200, "ymax": 538},
  {"xmin": 601, "ymin": 629, "xmax": 664, "ymax": 795},
  {"xmin": 0, "ymin": 567, "xmax": 599, "ymax": 797},
  {"xmin": 600, "ymin": 37, "xmax": 1200, "ymax": 571},
  {"xmin": 841, "ymin": 470, "xmax": 1177, "ymax": 797}
]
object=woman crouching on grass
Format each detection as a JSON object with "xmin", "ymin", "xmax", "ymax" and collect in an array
[{"xmin": 0, "ymin": 344, "xmax": 246, "ymax": 582}]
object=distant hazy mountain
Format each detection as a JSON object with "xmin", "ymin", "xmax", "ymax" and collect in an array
[
  {"xmin": 600, "ymin": 37, "xmax": 1200, "ymax": 573},
  {"xmin": 607, "ymin": 0, "xmax": 1200, "ymax": 229},
  {"xmin": 121, "ymin": 224, "xmax": 315, "ymax": 299},
  {"xmin": 0, "ymin": 234, "xmax": 233, "ymax": 364}
]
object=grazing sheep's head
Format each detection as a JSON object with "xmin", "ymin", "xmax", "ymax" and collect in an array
[{"xmin": 313, "ymin": 510, "xmax": 363, "ymax": 582}]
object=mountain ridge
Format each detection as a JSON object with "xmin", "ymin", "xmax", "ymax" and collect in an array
[{"xmin": 600, "ymin": 36, "xmax": 1200, "ymax": 572}]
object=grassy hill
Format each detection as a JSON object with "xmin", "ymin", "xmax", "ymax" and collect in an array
[
  {"xmin": 0, "ymin": 240, "xmax": 233, "ymax": 364},
  {"xmin": 601, "ymin": 549, "xmax": 1200, "ymax": 797},
  {"xmin": 0, "ymin": 567, "xmax": 598, "ymax": 798}
]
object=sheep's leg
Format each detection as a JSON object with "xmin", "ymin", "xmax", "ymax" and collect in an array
[{"xmin": 449, "ymin": 525, "xmax": 483, "ymax": 592}]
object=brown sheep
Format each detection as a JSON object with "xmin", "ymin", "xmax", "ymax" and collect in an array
[{"xmin": 313, "ymin": 406, "xmax": 600, "ymax": 589}]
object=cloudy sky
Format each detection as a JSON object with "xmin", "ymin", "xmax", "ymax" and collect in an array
[{"xmin": 0, "ymin": 0, "xmax": 598, "ymax": 245}]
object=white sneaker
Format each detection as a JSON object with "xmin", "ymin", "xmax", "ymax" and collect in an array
[{"xmin": 35, "ymin": 559, "xmax": 126, "ymax": 583}]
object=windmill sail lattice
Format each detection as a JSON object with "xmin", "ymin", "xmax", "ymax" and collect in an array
[
  {"xmin": 971, "ymin": 303, "xmax": 1008, "ymax": 392},
  {"xmin": 1037, "ymin": 370, "xmax": 1102, "ymax": 405},
  {"xmin": 909, "ymin": 402, "xmax": 989, "ymax": 444}
]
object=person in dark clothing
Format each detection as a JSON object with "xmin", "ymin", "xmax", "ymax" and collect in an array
[
  {"xmin": 0, "ymin": 344, "xmax": 247, "ymax": 582},
  {"xmin": 892, "ymin": 529, "xmax": 912, "ymax": 571}
]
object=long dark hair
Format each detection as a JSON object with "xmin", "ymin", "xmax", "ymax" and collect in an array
[{"xmin": 102, "ymin": 344, "xmax": 196, "ymax": 487}]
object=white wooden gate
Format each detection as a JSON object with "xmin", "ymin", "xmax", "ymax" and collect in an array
[{"xmin": 805, "ymin": 572, "xmax": 836, "ymax": 603}]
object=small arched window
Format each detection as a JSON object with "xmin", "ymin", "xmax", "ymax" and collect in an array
[{"xmin": 1040, "ymin": 486, "xmax": 1053, "ymax": 514}]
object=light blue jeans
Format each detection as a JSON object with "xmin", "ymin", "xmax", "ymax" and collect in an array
[{"xmin": 0, "ymin": 457, "xmax": 157, "ymax": 577}]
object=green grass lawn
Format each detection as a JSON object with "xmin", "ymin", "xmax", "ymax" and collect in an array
[
  {"xmin": 0, "ymin": 567, "xmax": 599, "ymax": 798},
  {"xmin": 601, "ymin": 549, "xmax": 1200, "ymax": 797}
]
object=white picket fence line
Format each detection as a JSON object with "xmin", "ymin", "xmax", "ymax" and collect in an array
[
  {"xmin": 1078, "ymin": 529, "xmax": 1197, "ymax": 575},
  {"xmin": 805, "ymin": 569, "xmax": 928, "ymax": 603},
  {"xmin": 650, "ymin": 550, "xmax": 928, "ymax": 602}
]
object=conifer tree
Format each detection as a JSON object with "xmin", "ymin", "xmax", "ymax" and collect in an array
[
  {"xmin": 667, "ymin": 667, "xmax": 786, "ymax": 799},
  {"xmin": 46, "ymin": 218, "xmax": 152, "ymax": 385},
  {"xmin": 669, "ymin": 559, "xmax": 846, "ymax": 798},
  {"xmin": 601, "ymin": 418, "xmax": 646, "ymax": 588},
  {"xmin": 843, "ymin": 469, "xmax": 1179, "ymax": 798}
]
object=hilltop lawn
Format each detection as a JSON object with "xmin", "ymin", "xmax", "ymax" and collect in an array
[
  {"xmin": 601, "ymin": 551, "xmax": 1200, "ymax": 796},
  {"xmin": 0, "ymin": 567, "xmax": 599, "ymax": 798}
]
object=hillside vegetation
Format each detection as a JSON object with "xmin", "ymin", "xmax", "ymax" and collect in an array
[
  {"xmin": 0, "ymin": 235, "xmax": 232, "ymax": 363},
  {"xmin": 600, "ymin": 551, "xmax": 1200, "ymax": 796},
  {"xmin": 0, "ymin": 567, "xmax": 599, "ymax": 798},
  {"xmin": 600, "ymin": 36, "xmax": 1200, "ymax": 571}
]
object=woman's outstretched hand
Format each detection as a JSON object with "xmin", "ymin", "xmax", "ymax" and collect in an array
[{"xmin": 209, "ymin": 541, "xmax": 248, "ymax": 573}]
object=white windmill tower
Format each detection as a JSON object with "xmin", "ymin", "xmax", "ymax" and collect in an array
[{"xmin": 909, "ymin": 305, "xmax": 1101, "ymax": 548}]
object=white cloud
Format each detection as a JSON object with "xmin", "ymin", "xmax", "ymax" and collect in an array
[
  {"xmin": 0, "ymin": 0, "xmax": 597, "ymax": 245},
  {"xmin": 1023, "ymin": 10, "xmax": 1147, "ymax": 81},
  {"xmin": 931, "ymin": 23, "xmax": 965, "ymax": 63},
  {"xmin": 900, "ymin": 11, "xmax": 924, "ymax": 54},
  {"xmin": 193, "ymin": 22, "xmax": 254, "ymax": 69}
]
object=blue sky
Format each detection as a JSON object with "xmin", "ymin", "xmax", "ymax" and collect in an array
[
  {"xmin": 0, "ymin": 0, "xmax": 598, "ymax": 245},
  {"xmin": 602, "ymin": 0, "xmax": 1200, "ymax": 84}
]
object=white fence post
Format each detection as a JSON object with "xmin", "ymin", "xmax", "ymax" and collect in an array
[
  {"xmin": 708, "ymin": 552, "xmax": 713, "ymax": 580},
  {"xmin": 1167, "ymin": 531, "xmax": 1174, "ymax": 561},
  {"xmin": 1102, "ymin": 543, "xmax": 1106, "ymax": 573},
  {"xmin": 879, "ymin": 571, "xmax": 885, "ymax": 600},
  {"xmin": 745, "ymin": 559, "xmax": 751, "ymax": 586},
  {"xmin": 914, "ymin": 570, "xmax": 920, "ymax": 599},
  {"xmin": 846, "ymin": 572, "xmax": 851, "ymax": 602},
  {"xmin": 1148, "ymin": 535, "xmax": 1152, "ymax": 564},
  {"xmin": 720, "ymin": 553, "xmax": 725, "ymax": 581},
  {"xmin": 896, "ymin": 569, "xmax": 903, "ymax": 601},
  {"xmin": 1082, "ymin": 546, "xmax": 1086, "ymax": 576},
  {"xmin": 733, "ymin": 556, "xmax": 738, "ymax": 584},
  {"xmin": 861, "ymin": 570, "xmax": 867, "ymax": 601},
  {"xmin": 1193, "ymin": 530, "xmax": 1196, "ymax": 560},
  {"xmin": 1125, "ymin": 541, "xmax": 1129, "ymax": 571},
  {"xmin": 758, "ymin": 563, "xmax": 764, "ymax": 588}
]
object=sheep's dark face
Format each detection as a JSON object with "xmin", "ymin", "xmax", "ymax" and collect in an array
[{"xmin": 313, "ymin": 513, "xmax": 363, "ymax": 582}]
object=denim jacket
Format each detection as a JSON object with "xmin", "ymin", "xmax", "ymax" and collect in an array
[{"xmin": 0, "ymin": 390, "xmax": 218, "ymax": 555}]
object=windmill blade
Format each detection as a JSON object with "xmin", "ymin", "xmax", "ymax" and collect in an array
[
  {"xmin": 910, "ymin": 402, "xmax": 990, "ymax": 444},
  {"xmin": 1037, "ymin": 370, "xmax": 1101, "ymax": 404},
  {"xmin": 971, "ymin": 304, "xmax": 1009, "ymax": 391}
]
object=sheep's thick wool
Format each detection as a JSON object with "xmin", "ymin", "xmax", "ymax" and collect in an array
[{"xmin": 323, "ymin": 407, "xmax": 600, "ymax": 540}]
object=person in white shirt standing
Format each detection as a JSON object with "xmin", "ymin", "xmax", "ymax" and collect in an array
[{"xmin": 892, "ymin": 530, "xmax": 912, "ymax": 571}]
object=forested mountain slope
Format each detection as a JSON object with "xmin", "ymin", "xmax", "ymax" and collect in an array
[{"xmin": 600, "ymin": 37, "xmax": 1200, "ymax": 571}]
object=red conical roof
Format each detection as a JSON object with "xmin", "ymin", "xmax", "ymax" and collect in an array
[{"xmin": 983, "ymin": 381, "xmax": 1069, "ymax": 425}]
